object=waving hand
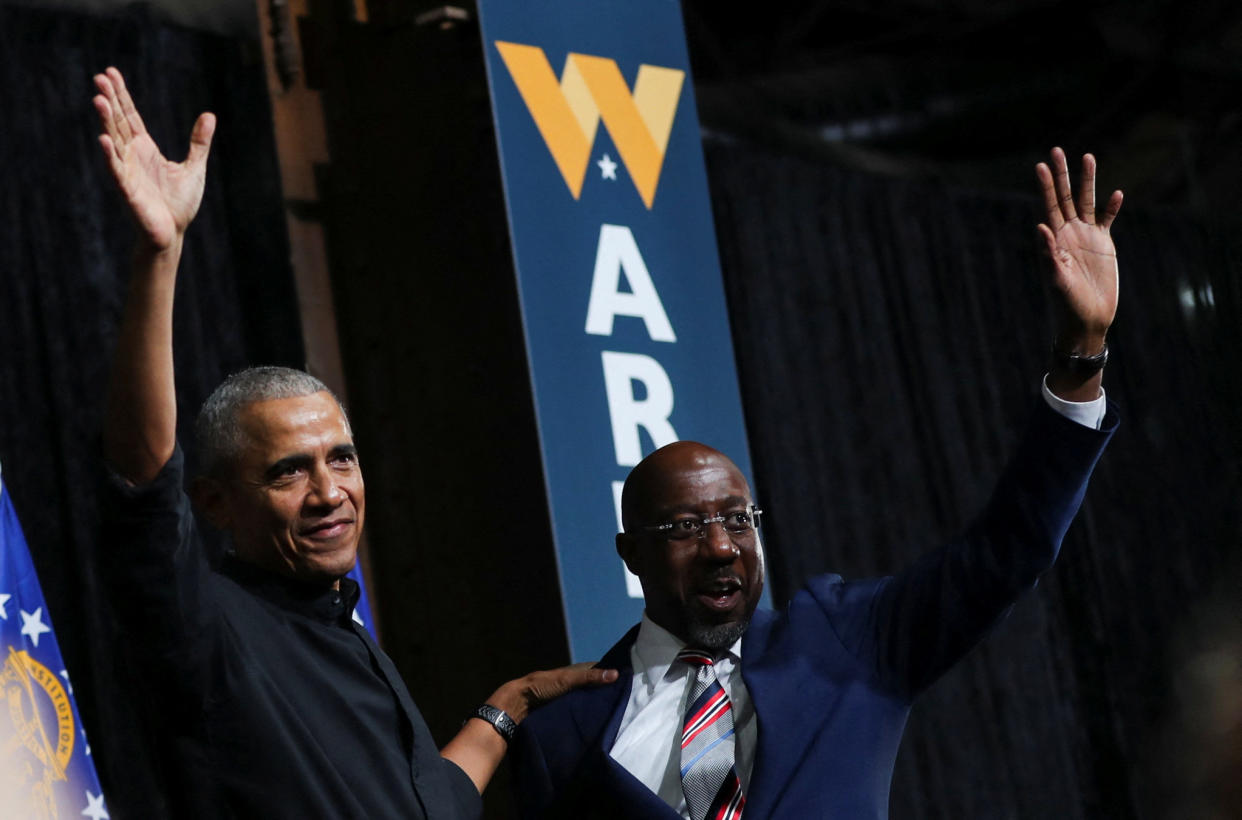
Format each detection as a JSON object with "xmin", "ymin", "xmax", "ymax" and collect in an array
[
  {"xmin": 93, "ymin": 67, "xmax": 215, "ymax": 250},
  {"xmin": 1036, "ymin": 147, "xmax": 1123, "ymax": 400},
  {"xmin": 1035, "ymin": 147, "xmax": 1123, "ymax": 353}
]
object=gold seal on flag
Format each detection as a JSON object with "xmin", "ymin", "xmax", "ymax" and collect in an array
[{"xmin": 1, "ymin": 646, "xmax": 75, "ymax": 819}]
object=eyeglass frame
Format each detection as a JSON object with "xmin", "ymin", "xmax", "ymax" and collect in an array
[{"xmin": 638, "ymin": 505, "xmax": 764, "ymax": 541}]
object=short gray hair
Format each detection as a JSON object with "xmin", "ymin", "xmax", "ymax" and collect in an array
[{"xmin": 195, "ymin": 366, "xmax": 349, "ymax": 476}]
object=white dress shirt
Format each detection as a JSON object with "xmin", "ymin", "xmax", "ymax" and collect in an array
[
  {"xmin": 608, "ymin": 379, "xmax": 1106, "ymax": 816},
  {"xmin": 609, "ymin": 615, "xmax": 756, "ymax": 818}
]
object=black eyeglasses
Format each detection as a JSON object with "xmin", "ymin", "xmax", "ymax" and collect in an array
[{"xmin": 640, "ymin": 506, "xmax": 763, "ymax": 542}]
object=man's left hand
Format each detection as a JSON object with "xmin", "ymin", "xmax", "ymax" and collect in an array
[
  {"xmin": 487, "ymin": 662, "xmax": 620, "ymax": 724},
  {"xmin": 1036, "ymin": 147, "xmax": 1123, "ymax": 400}
]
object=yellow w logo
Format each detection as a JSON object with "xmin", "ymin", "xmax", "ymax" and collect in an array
[{"xmin": 495, "ymin": 42, "xmax": 685, "ymax": 210}]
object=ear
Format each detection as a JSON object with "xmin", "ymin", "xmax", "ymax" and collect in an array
[
  {"xmin": 616, "ymin": 532, "xmax": 642, "ymax": 576},
  {"xmin": 190, "ymin": 476, "xmax": 232, "ymax": 530}
]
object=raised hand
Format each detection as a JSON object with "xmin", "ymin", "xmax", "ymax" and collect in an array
[
  {"xmin": 1035, "ymin": 147, "xmax": 1123, "ymax": 355},
  {"xmin": 93, "ymin": 67, "xmax": 215, "ymax": 251}
]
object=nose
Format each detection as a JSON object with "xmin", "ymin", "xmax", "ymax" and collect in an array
[
  {"xmin": 307, "ymin": 464, "xmax": 345, "ymax": 508},
  {"xmin": 699, "ymin": 520, "xmax": 739, "ymax": 560}
]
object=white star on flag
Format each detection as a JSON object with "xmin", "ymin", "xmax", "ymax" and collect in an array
[
  {"xmin": 61, "ymin": 669, "xmax": 74, "ymax": 695},
  {"xmin": 0, "ymin": 592, "xmax": 10, "ymax": 620},
  {"xmin": 81, "ymin": 789, "xmax": 109, "ymax": 820},
  {"xmin": 597, "ymin": 153, "xmax": 618, "ymax": 180},
  {"xmin": 19, "ymin": 607, "xmax": 52, "ymax": 647}
]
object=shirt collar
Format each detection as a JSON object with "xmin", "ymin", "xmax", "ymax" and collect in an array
[
  {"xmin": 633, "ymin": 612, "xmax": 743, "ymax": 693},
  {"xmin": 220, "ymin": 557, "xmax": 360, "ymax": 627}
]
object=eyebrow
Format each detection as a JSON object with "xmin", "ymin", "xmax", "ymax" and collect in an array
[
  {"xmin": 328, "ymin": 443, "xmax": 358, "ymax": 460},
  {"xmin": 262, "ymin": 444, "xmax": 357, "ymax": 481},
  {"xmin": 264, "ymin": 453, "xmax": 314, "ymax": 481}
]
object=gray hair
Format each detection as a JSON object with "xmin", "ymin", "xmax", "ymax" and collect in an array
[{"xmin": 195, "ymin": 366, "xmax": 349, "ymax": 476}]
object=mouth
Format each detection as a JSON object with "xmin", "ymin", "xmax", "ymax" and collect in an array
[
  {"xmin": 300, "ymin": 519, "xmax": 353, "ymax": 541},
  {"xmin": 696, "ymin": 576, "xmax": 743, "ymax": 612}
]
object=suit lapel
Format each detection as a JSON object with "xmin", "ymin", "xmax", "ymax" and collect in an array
[
  {"xmin": 739, "ymin": 608, "xmax": 829, "ymax": 818},
  {"xmin": 559, "ymin": 626, "xmax": 682, "ymax": 819}
]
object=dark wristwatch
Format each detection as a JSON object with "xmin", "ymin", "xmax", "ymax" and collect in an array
[
  {"xmin": 471, "ymin": 704, "xmax": 517, "ymax": 742},
  {"xmin": 1052, "ymin": 341, "xmax": 1109, "ymax": 377}
]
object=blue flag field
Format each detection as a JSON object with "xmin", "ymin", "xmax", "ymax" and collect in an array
[{"xmin": 1, "ymin": 464, "xmax": 109, "ymax": 819}]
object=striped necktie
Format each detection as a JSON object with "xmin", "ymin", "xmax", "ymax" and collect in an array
[{"xmin": 677, "ymin": 647, "xmax": 746, "ymax": 820}]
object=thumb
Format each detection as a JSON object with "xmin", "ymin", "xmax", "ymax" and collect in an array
[{"xmin": 186, "ymin": 112, "xmax": 216, "ymax": 169}]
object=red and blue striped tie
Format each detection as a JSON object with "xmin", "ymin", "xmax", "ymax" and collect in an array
[{"xmin": 678, "ymin": 648, "xmax": 746, "ymax": 820}]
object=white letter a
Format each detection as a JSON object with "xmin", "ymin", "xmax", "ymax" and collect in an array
[{"xmin": 585, "ymin": 225, "xmax": 676, "ymax": 342}]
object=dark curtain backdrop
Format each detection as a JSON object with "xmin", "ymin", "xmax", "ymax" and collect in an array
[
  {"xmin": 705, "ymin": 140, "xmax": 1242, "ymax": 818},
  {"xmin": 0, "ymin": 5, "xmax": 302, "ymax": 816},
  {"xmin": 5, "ymin": 4, "xmax": 1242, "ymax": 818}
]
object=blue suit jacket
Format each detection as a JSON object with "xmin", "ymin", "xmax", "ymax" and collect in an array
[{"xmin": 513, "ymin": 401, "xmax": 1117, "ymax": 819}]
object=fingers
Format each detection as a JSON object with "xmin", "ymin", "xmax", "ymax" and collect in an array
[
  {"xmin": 1036, "ymin": 224, "xmax": 1058, "ymax": 259},
  {"xmin": 92, "ymin": 83, "xmax": 123, "ymax": 147},
  {"xmin": 96, "ymin": 134, "xmax": 125, "ymax": 182},
  {"xmin": 107, "ymin": 67, "xmax": 148, "ymax": 140},
  {"xmin": 94, "ymin": 69, "xmax": 131, "ymax": 145},
  {"xmin": 1079, "ymin": 153, "xmax": 1096, "ymax": 225},
  {"xmin": 186, "ymin": 112, "xmax": 217, "ymax": 170},
  {"xmin": 1099, "ymin": 189, "xmax": 1124, "ymax": 229},
  {"xmin": 527, "ymin": 663, "xmax": 618, "ymax": 703},
  {"xmin": 547, "ymin": 662, "xmax": 618, "ymax": 695},
  {"xmin": 1038, "ymin": 148, "xmax": 1121, "ymax": 230},
  {"xmin": 1050, "ymin": 146, "xmax": 1077, "ymax": 223},
  {"xmin": 1035, "ymin": 161, "xmax": 1064, "ymax": 232}
]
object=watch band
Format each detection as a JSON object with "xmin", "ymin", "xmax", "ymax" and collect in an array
[
  {"xmin": 471, "ymin": 704, "xmax": 517, "ymax": 742},
  {"xmin": 1052, "ymin": 340, "xmax": 1109, "ymax": 376}
]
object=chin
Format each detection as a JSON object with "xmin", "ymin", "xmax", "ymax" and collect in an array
[
  {"xmin": 296, "ymin": 552, "xmax": 357, "ymax": 583},
  {"xmin": 687, "ymin": 618, "xmax": 750, "ymax": 651}
]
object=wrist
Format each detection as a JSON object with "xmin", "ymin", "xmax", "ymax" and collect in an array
[
  {"xmin": 1052, "ymin": 329, "xmax": 1107, "ymax": 358},
  {"xmin": 134, "ymin": 232, "xmax": 185, "ymax": 261},
  {"xmin": 485, "ymin": 681, "xmax": 530, "ymax": 724},
  {"xmin": 469, "ymin": 704, "xmax": 517, "ymax": 743}
]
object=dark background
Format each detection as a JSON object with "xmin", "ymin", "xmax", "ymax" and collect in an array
[{"xmin": 1, "ymin": 0, "xmax": 1239, "ymax": 817}]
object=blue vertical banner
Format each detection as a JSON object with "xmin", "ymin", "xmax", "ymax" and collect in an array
[
  {"xmin": 477, "ymin": 0, "xmax": 763, "ymax": 660},
  {"xmin": 0, "ymin": 465, "xmax": 109, "ymax": 819}
]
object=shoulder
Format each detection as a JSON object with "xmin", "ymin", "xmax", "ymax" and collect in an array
[
  {"xmin": 516, "ymin": 626, "xmax": 638, "ymax": 754},
  {"xmin": 743, "ymin": 573, "xmax": 892, "ymax": 664}
]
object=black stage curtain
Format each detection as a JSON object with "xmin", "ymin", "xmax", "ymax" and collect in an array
[
  {"xmin": 5, "ymin": 4, "xmax": 1241, "ymax": 816},
  {"xmin": 706, "ymin": 140, "xmax": 1242, "ymax": 818},
  {"xmin": 0, "ymin": 6, "xmax": 302, "ymax": 816}
]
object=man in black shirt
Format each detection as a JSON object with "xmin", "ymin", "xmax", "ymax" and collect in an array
[{"xmin": 93, "ymin": 66, "xmax": 614, "ymax": 818}]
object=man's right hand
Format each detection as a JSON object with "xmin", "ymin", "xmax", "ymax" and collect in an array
[{"xmin": 93, "ymin": 67, "xmax": 215, "ymax": 251}]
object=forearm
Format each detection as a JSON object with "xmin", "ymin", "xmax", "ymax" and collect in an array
[
  {"xmin": 103, "ymin": 236, "xmax": 182, "ymax": 484},
  {"xmin": 439, "ymin": 681, "xmax": 528, "ymax": 794},
  {"xmin": 438, "ymin": 663, "xmax": 618, "ymax": 794}
]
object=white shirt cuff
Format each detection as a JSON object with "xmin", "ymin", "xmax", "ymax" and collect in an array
[{"xmin": 1041, "ymin": 374, "xmax": 1106, "ymax": 430}]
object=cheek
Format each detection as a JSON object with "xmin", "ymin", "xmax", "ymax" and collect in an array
[{"xmin": 260, "ymin": 493, "xmax": 304, "ymax": 530}]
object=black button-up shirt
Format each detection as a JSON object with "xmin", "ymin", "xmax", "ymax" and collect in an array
[{"xmin": 103, "ymin": 446, "xmax": 481, "ymax": 819}]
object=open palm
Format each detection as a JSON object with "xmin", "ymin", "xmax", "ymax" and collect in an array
[
  {"xmin": 93, "ymin": 67, "xmax": 215, "ymax": 250},
  {"xmin": 1035, "ymin": 148, "xmax": 1123, "ymax": 345}
]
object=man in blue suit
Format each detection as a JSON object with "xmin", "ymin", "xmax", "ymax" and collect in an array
[{"xmin": 511, "ymin": 148, "xmax": 1123, "ymax": 819}]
